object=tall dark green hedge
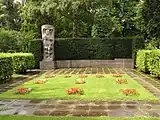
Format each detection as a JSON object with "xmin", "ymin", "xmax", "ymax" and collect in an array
[
  {"xmin": 0, "ymin": 55, "xmax": 13, "ymax": 83},
  {"xmin": 29, "ymin": 37, "xmax": 144, "ymax": 66},
  {"xmin": 56, "ymin": 37, "xmax": 144, "ymax": 60},
  {"xmin": 29, "ymin": 40, "xmax": 43, "ymax": 68},
  {"xmin": 55, "ymin": 38, "xmax": 115, "ymax": 60}
]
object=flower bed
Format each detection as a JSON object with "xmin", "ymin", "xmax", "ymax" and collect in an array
[
  {"xmin": 66, "ymin": 88, "xmax": 84, "ymax": 95},
  {"xmin": 120, "ymin": 89, "xmax": 137, "ymax": 96},
  {"xmin": 75, "ymin": 78, "xmax": 85, "ymax": 84},
  {"xmin": 16, "ymin": 88, "xmax": 32, "ymax": 94},
  {"xmin": 116, "ymin": 79, "xmax": 128, "ymax": 84}
]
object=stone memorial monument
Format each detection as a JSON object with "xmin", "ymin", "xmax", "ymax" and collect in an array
[{"xmin": 40, "ymin": 25, "xmax": 55, "ymax": 70}]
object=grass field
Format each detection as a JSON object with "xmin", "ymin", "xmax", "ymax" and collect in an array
[
  {"xmin": 0, "ymin": 74, "xmax": 157, "ymax": 100},
  {"xmin": 0, "ymin": 115, "xmax": 160, "ymax": 120}
]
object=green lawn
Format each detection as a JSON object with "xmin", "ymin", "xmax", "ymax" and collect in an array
[
  {"xmin": 0, "ymin": 74, "xmax": 157, "ymax": 100},
  {"xmin": 0, "ymin": 116, "xmax": 160, "ymax": 120}
]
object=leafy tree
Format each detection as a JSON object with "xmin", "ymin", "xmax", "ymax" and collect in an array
[
  {"xmin": 21, "ymin": 0, "xmax": 113, "ymax": 38},
  {"xmin": 136, "ymin": 0, "xmax": 160, "ymax": 38},
  {"xmin": 0, "ymin": 0, "xmax": 21, "ymax": 30},
  {"xmin": 110, "ymin": 0, "xmax": 140, "ymax": 37},
  {"xmin": 91, "ymin": 7, "xmax": 116, "ymax": 38},
  {"xmin": 135, "ymin": 0, "xmax": 160, "ymax": 48}
]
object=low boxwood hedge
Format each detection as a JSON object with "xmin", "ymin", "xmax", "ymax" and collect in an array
[
  {"xmin": 136, "ymin": 49, "xmax": 160, "ymax": 77},
  {"xmin": 10, "ymin": 53, "xmax": 35, "ymax": 73},
  {"xmin": 0, "ymin": 53, "xmax": 35, "ymax": 83},
  {"xmin": 148, "ymin": 50, "xmax": 160, "ymax": 77},
  {"xmin": 136, "ymin": 50, "xmax": 151, "ymax": 73},
  {"xmin": 0, "ymin": 55, "xmax": 13, "ymax": 83}
]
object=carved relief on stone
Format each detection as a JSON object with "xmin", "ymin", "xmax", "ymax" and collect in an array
[{"xmin": 41, "ymin": 25, "xmax": 55, "ymax": 61}]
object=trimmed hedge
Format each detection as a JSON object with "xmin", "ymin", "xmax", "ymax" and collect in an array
[
  {"xmin": 148, "ymin": 50, "xmax": 160, "ymax": 77},
  {"xmin": 55, "ymin": 38, "xmax": 116, "ymax": 60},
  {"xmin": 10, "ymin": 53, "xmax": 35, "ymax": 73},
  {"xmin": 29, "ymin": 37, "xmax": 144, "ymax": 66},
  {"xmin": 136, "ymin": 49, "xmax": 160, "ymax": 77},
  {"xmin": 136, "ymin": 50, "xmax": 151, "ymax": 73},
  {"xmin": 55, "ymin": 38, "xmax": 139, "ymax": 60},
  {"xmin": 0, "ymin": 53, "xmax": 35, "ymax": 83},
  {"xmin": 29, "ymin": 40, "xmax": 43, "ymax": 68},
  {"xmin": 0, "ymin": 55, "xmax": 13, "ymax": 83}
]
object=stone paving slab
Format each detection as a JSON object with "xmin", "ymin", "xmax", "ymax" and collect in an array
[{"xmin": 0, "ymin": 99, "xmax": 159, "ymax": 117}]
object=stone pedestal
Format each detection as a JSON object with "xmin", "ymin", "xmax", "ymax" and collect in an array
[{"xmin": 40, "ymin": 61, "xmax": 55, "ymax": 70}]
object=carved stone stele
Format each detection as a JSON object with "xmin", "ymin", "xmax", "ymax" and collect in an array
[
  {"xmin": 40, "ymin": 25, "xmax": 55, "ymax": 70},
  {"xmin": 42, "ymin": 25, "xmax": 55, "ymax": 61}
]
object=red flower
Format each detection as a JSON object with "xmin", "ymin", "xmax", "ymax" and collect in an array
[
  {"xmin": 120, "ymin": 89, "xmax": 137, "ymax": 96},
  {"xmin": 66, "ymin": 88, "xmax": 84, "ymax": 95},
  {"xmin": 17, "ymin": 88, "xmax": 31, "ymax": 94},
  {"xmin": 116, "ymin": 79, "xmax": 128, "ymax": 84}
]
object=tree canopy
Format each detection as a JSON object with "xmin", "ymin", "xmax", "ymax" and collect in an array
[{"xmin": 0, "ymin": 0, "xmax": 159, "ymax": 43}]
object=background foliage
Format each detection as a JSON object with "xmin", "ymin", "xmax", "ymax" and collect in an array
[{"xmin": 0, "ymin": 29, "xmax": 35, "ymax": 52}]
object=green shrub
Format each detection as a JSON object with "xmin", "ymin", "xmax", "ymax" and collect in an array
[
  {"xmin": 136, "ymin": 49, "xmax": 160, "ymax": 77},
  {"xmin": 0, "ymin": 28, "xmax": 35, "ymax": 53},
  {"xmin": 91, "ymin": 8, "xmax": 116, "ymax": 38},
  {"xmin": 0, "ymin": 53, "xmax": 35, "ymax": 83},
  {"xmin": 0, "ymin": 55, "xmax": 13, "ymax": 83},
  {"xmin": 18, "ymin": 31, "xmax": 36, "ymax": 52},
  {"xmin": 29, "ymin": 40, "xmax": 43, "ymax": 68},
  {"xmin": 10, "ymin": 53, "xmax": 35, "ymax": 73},
  {"xmin": 0, "ymin": 29, "xmax": 21, "ymax": 52},
  {"xmin": 136, "ymin": 50, "xmax": 151, "ymax": 73},
  {"xmin": 148, "ymin": 50, "xmax": 160, "ymax": 77}
]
